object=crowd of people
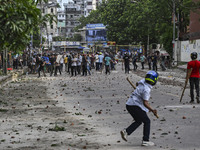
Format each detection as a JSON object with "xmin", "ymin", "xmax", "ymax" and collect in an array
[
  {"xmin": 0, "ymin": 50, "xmax": 172, "ymax": 77},
  {"xmin": 27, "ymin": 52, "xmax": 118, "ymax": 78}
]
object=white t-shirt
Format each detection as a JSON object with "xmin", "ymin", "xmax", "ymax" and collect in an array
[
  {"xmin": 71, "ymin": 58, "xmax": 78, "ymax": 66},
  {"xmin": 60, "ymin": 57, "xmax": 64, "ymax": 64},
  {"xmin": 77, "ymin": 55, "xmax": 82, "ymax": 66},
  {"xmin": 126, "ymin": 79, "xmax": 152, "ymax": 112}
]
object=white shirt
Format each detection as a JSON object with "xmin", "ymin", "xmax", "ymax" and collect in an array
[
  {"xmin": 71, "ymin": 58, "xmax": 78, "ymax": 66},
  {"xmin": 60, "ymin": 57, "xmax": 64, "ymax": 64},
  {"xmin": 77, "ymin": 55, "xmax": 82, "ymax": 66},
  {"xmin": 126, "ymin": 79, "xmax": 152, "ymax": 112}
]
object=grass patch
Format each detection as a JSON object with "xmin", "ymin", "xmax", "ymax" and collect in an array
[
  {"xmin": 51, "ymin": 144, "xmax": 59, "ymax": 147},
  {"xmin": 49, "ymin": 124, "xmax": 65, "ymax": 132},
  {"xmin": 83, "ymin": 87, "xmax": 94, "ymax": 92},
  {"xmin": 0, "ymin": 109, "xmax": 8, "ymax": 112},
  {"xmin": 61, "ymin": 83, "xmax": 67, "ymax": 87}
]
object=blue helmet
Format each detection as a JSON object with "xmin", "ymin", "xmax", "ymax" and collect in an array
[{"xmin": 145, "ymin": 70, "xmax": 159, "ymax": 86}]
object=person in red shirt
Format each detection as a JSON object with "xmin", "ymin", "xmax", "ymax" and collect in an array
[{"xmin": 186, "ymin": 52, "xmax": 200, "ymax": 103}]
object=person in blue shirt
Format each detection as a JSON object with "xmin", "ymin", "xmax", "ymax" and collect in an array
[
  {"xmin": 104, "ymin": 53, "xmax": 112, "ymax": 75},
  {"xmin": 120, "ymin": 71, "xmax": 159, "ymax": 147}
]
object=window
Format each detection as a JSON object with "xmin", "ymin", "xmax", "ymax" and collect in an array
[
  {"xmin": 43, "ymin": 8, "xmax": 45, "ymax": 13},
  {"xmin": 71, "ymin": 22, "xmax": 74, "ymax": 25},
  {"xmin": 87, "ymin": 2, "xmax": 92, "ymax": 5},
  {"xmin": 51, "ymin": 33, "xmax": 53, "ymax": 35},
  {"xmin": 70, "ymin": 15, "xmax": 73, "ymax": 18},
  {"xmin": 62, "ymin": 15, "xmax": 64, "ymax": 17},
  {"xmin": 51, "ymin": 8, "xmax": 53, "ymax": 13},
  {"xmin": 51, "ymin": 25, "xmax": 53, "ymax": 29},
  {"xmin": 59, "ymin": 15, "xmax": 61, "ymax": 17}
]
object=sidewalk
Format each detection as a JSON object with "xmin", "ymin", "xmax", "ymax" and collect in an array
[{"xmin": 0, "ymin": 67, "xmax": 28, "ymax": 86}]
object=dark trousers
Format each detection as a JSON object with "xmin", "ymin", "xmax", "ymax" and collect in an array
[
  {"xmin": 153, "ymin": 63, "xmax": 157, "ymax": 71},
  {"xmin": 133, "ymin": 61, "xmax": 138, "ymax": 70},
  {"xmin": 141, "ymin": 62, "xmax": 145, "ymax": 69},
  {"xmin": 125, "ymin": 63, "xmax": 129, "ymax": 73},
  {"xmin": 77, "ymin": 65, "xmax": 81, "ymax": 74},
  {"xmin": 148, "ymin": 62, "xmax": 151, "ymax": 70},
  {"xmin": 96, "ymin": 62, "xmax": 99, "ymax": 70},
  {"xmin": 55, "ymin": 66, "xmax": 61, "ymax": 76},
  {"xmin": 105, "ymin": 65, "xmax": 110, "ymax": 75},
  {"xmin": 71, "ymin": 66, "xmax": 77, "ymax": 76},
  {"xmin": 99, "ymin": 63, "xmax": 103, "ymax": 70},
  {"xmin": 82, "ymin": 65, "xmax": 87, "ymax": 76},
  {"xmin": 38, "ymin": 66, "xmax": 46, "ymax": 77},
  {"xmin": 126, "ymin": 105, "xmax": 150, "ymax": 141},
  {"xmin": 68, "ymin": 64, "xmax": 71, "ymax": 74},
  {"xmin": 50, "ymin": 65, "xmax": 54, "ymax": 76},
  {"xmin": 189, "ymin": 77, "xmax": 199, "ymax": 101}
]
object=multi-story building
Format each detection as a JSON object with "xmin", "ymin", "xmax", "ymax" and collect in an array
[
  {"xmin": 92, "ymin": 0, "xmax": 102, "ymax": 10},
  {"xmin": 37, "ymin": 0, "xmax": 58, "ymax": 49},
  {"xmin": 64, "ymin": 1, "xmax": 84, "ymax": 38},
  {"xmin": 84, "ymin": 0, "xmax": 93, "ymax": 17},
  {"xmin": 57, "ymin": 10, "xmax": 66, "ymax": 37}
]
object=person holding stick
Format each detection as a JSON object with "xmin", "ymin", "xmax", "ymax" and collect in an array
[
  {"xmin": 186, "ymin": 52, "xmax": 200, "ymax": 103},
  {"xmin": 120, "ymin": 70, "xmax": 159, "ymax": 146}
]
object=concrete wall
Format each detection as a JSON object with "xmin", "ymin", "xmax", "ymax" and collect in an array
[{"xmin": 175, "ymin": 39, "xmax": 200, "ymax": 62}]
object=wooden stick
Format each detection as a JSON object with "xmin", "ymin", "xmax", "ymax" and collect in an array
[
  {"xmin": 126, "ymin": 77, "xmax": 137, "ymax": 89},
  {"xmin": 180, "ymin": 69, "xmax": 193, "ymax": 102}
]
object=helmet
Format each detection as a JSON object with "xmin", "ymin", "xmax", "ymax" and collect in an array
[
  {"xmin": 145, "ymin": 70, "xmax": 159, "ymax": 86},
  {"xmin": 191, "ymin": 52, "xmax": 197, "ymax": 60}
]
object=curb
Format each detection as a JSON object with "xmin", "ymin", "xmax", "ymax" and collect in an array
[{"xmin": 0, "ymin": 67, "xmax": 28, "ymax": 86}]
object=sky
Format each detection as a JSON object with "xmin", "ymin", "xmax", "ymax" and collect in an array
[{"xmin": 58, "ymin": 0, "xmax": 72, "ymax": 10}]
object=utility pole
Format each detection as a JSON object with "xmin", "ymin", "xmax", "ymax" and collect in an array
[{"xmin": 172, "ymin": 0, "xmax": 176, "ymax": 63}]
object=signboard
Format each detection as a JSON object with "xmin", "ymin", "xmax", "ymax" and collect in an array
[
  {"xmin": 86, "ymin": 24, "xmax": 107, "ymax": 42},
  {"xmin": 86, "ymin": 23, "xmax": 105, "ymax": 29}
]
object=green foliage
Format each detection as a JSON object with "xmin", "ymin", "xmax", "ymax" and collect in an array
[
  {"xmin": 77, "ymin": 0, "xmax": 199, "ymax": 57},
  {"xmin": 0, "ymin": 0, "xmax": 56, "ymax": 53}
]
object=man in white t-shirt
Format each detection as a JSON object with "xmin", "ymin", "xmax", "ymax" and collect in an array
[{"xmin": 120, "ymin": 71, "xmax": 159, "ymax": 147}]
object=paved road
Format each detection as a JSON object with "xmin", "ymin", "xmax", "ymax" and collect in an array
[{"xmin": 0, "ymin": 63, "xmax": 199, "ymax": 150}]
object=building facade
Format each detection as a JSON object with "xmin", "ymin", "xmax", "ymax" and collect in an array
[
  {"xmin": 37, "ymin": 0, "xmax": 58, "ymax": 49},
  {"xmin": 57, "ymin": 10, "xmax": 66, "ymax": 37},
  {"xmin": 64, "ymin": 1, "xmax": 84, "ymax": 38}
]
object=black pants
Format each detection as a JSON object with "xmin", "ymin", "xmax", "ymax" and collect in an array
[
  {"xmin": 125, "ymin": 63, "xmax": 129, "ymax": 73},
  {"xmin": 50, "ymin": 65, "xmax": 54, "ymax": 76},
  {"xmin": 189, "ymin": 77, "xmax": 199, "ymax": 101},
  {"xmin": 38, "ymin": 66, "xmax": 46, "ymax": 77},
  {"xmin": 96, "ymin": 62, "xmax": 99, "ymax": 70},
  {"xmin": 82, "ymin": 65, "xmax": 87, "ymax": 76},
  {"xmin": 71, "ymin": 66, "xmax": 77, "ymax": 76},
  {"xmin": 133, "ymin": 61, "xmax": 138, "ymax": 70},
  {"xmin": 148, "ymin": 62, "xmax": 151, "ymax": 70},
  {"xmin": 77, "ymin": 65, "xmax": 81, "ymax": 74},
  {"xmin": 141, "ymin": 62, "xmax": 144, "ymax": 69},
  {"xmin": 153, "ymin": 63, "xmax": 157, "ymax": 71},
  {"xmin": 126, "ymin": 105, "xmax": 150, "ymax": 141},
  {"xmin": 105, "ymin": 65, "xmax": 110, "ymax": 75},
  {"xmin": 55, "ymin": 66, "xmax": 61, "ymax": 76}
]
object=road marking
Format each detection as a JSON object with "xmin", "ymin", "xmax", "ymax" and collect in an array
[
  {"xmin": 161, "ymin": 105, "xmax": 200, "ymax": 108},
  {"xmin": 160, "ymin": 91, "xmax": 180, "ymax": 98}
]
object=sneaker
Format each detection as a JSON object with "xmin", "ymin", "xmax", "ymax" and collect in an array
[
  {"xmin": 196, "ymin": 97, "xmax": 199, "ymax": 104},
  {"xmin": 120, "ymin": 129, "xmax": 128, "ymax": 142},
  {"xmin": 142, "ymin": 141, "xmax": 155, "ymax": 146},
  {"xmin": 190, "ymin": 100, "xmax": 194, "ymax": 103}
]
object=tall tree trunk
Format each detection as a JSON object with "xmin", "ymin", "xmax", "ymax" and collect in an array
[{"xmin": 3, "ymin": 49, "xmax": 7, "ymax": 75}]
